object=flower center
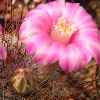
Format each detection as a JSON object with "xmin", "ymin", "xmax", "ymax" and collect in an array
[
  {"xmin": 50, "ymin": 18, "xmax": 76, "ymax": 45},
  {"xmin": 54, "ymin": 18, "xmax": 76, "ymax": 36}
]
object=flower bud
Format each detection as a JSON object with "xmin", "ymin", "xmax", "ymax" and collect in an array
[{"xmin": 12, "ymin": 68, "xmax": 36, "ymax": 94}]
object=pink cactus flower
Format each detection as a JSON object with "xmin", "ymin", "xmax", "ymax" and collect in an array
[
  {"xmin": 19, "ymin": 0, "xmax": 100, "ymax": 72},
  {"xmin": 0, "ymin": 24, "xmax": 7, "ymax": 60}
]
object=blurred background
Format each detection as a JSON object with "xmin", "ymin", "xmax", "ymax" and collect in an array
[{"xmin": 0, "ymin": 0, "xmax": 100, "ymax": 100}]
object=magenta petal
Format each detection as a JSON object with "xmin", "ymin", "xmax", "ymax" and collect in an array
[
  {"xmin": 63, "ymin": 2, "xmax": 79, "ymax": 20},
  {"xmin": 0, "ymin": 24, "xmax": 2, "ymax": 34},
  {"xmin": 32, "ymin": 53, "xmax": 48, "ymax": 65},
  {"xmin": 33, "ymin": 1, "xmax": 62, "ymax": 23},
  {"xmin": 59, "ymin": 58, "xmax": 75, "ymax": 72},
  {"xmin": 19, "ymin": 20, "xmax": 47, "ymax": 42},
  {"xmin": 24, "ymin": 10, "xmax": 52, "ymax": 29},
  {"xmin": 73, "ymin": 40, "xmax": 100, "ymax": 64},
  {"xmin": 73, "ymin": 6, "xmax": 97, "ymax": 29},
  {"xmin": 77, "ymin": 18, "xmax": 97, "ymax": 30},
  {"xmin": 89, "ymin": 42, "xmax": 100, "ymax": 64},
  {"xmin": 59, "ymin": 43, "xmax": 92, "ymax": 72},
  {"xmin": 48, "ymin": 42, "xmax": 63, "ymax": 64},
  {"xmin": 73, "ymin": 6, "xmax": 89, "ymax": 23},
  {"xmin": 32, "ymin": 44, "xmax": 50, "ymax": 65},
  {"xmin": 19, "ymin": 14, "xmax": 52, "ymax": 42},
  {"xmin": 56, "ymin": 0, "xmax": 65, "ymax": 7},
  {"xmin": 59, "ymin": 46, "xmax": 76, "ymax": 72},
  {"xmin": 71, "ymin": 43, "xmax": 92, "ymax": 64},
  {"xmin": 24, "ymin": 1, "xmax": 61, "ymax": 23},
  {"xmin": 0, "ymin": 45, "xmax": 7, "ymax": 60},
  {"xmin": 19, "ymin": 5, "xmax": 54, "ymax": 42},
  {"xmin": 87, "ymin": 42, "xmax": 100, "ymax": 64},
  {"xmin": 74, "ymin": 28, "xmax": 100, "ymax": 42},
  {"xmin": 56, "ymin": 0, "xmax": 65, "ymax": 16},
  {"xmin": 26, "ymin": 43, "xmax": 36, "ymax": 54},
  {"xmin": 25, "ymin": 34, "xmax": 52, "ymax": 54}
]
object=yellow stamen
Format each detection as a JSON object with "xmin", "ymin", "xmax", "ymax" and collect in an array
[{"xmin": 54, "ymin": 18, "xmax": 76, "ymax": 36}]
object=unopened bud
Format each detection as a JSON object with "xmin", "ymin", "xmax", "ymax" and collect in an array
[{"xmin": 12, "ymin": 68, "xmax": 36, "ymax": 94}]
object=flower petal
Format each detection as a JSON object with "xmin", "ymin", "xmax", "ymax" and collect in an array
[
  {"xmin": 25, "ymin": 34, "xmax": 52, "ymax": 54},
  {"xmin": 86, "ymin": 41, "xmax": 100, "ymax": 64},
  {"xmin": 73, "ymin": 40, "xmax": 100, "ymax": 64},
  {"xmin": 0, "ymin": 45, "xmax": 7, "ymax": 60},
  {"xmin": 56, "ymin": 0, "xmax": 65, "ymax": 7},
  {"xmin": 33, "ymin": 1, "xmax": 62, "ymax": 23},
  {"xmin": 72, "ymin": 28, "xmax": 100, "ymax": 42},
  {"xmin": 71, "ymin": 43, "xmax": 92, "ymax": 65},
  {"xmin": 63, "ymin": 2, "xmax": 79, "ymax": 20},
  {"xmin": 72, "ymin": 6, "xmax": 97, "ymax": 29},
  {"xmin": 19, "ymin": 20, "xmax": 48, "ymax": 41},
  {"xmin": 91, "ymin": 43, "xmax": 100, "ymax": 64},
  {"xmin": 56, "ymin": 0, "xmax": 65, "ymax": 15},
  {"xmin": 19, "ymin": 6, "xmax": 53, "ymax": 41},
  {"xmin": 48, "ymin": 42, "xmax": 64, "ymax": 64},
  {"xmin": 32, "ymin": 44, "xmax": 50, "ymax": 65},
  {"xmin": 0, "ymin": 24, "xmax": 2, "ymax": 34},
  {"xmin": 59, "ymin": 45, "xmax": 82, "ymax": 72}
]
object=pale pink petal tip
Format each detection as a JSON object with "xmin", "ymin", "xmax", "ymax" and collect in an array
[
  {"xmin": 0, "ymin": 31, "xmax": 2, "ymax": 34},
  {"xmin": 0, "ymin": 45, "xmax": 7, "ymax": 60},
  {"xmin": 56, "ymin": 0, "xmax": 65, "ymax": 7}
]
